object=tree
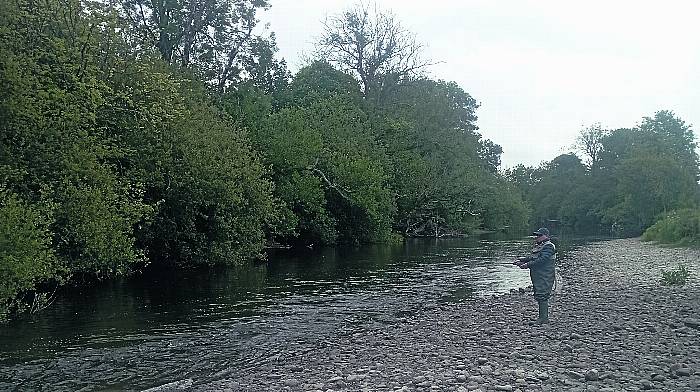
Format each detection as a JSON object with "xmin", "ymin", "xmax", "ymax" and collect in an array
[
  {"xmin": 120, "ymin": 0, "xmax": 271, "ymax": 90},
  {"xmin": 0, "ymin": 190, "xmax": 63, "ymax": 321},
  {"xmin": 243, "ymin": 34, "xmax": 291, "ymax": 99},
  {"xmin": 285, "ymin": 60, "xmax": 362, "ymax": 108},
  {"xmin": 0, "ymin": 0, "xmax": 283, "ymax": 320},
  {"xmin": 516, "ymin": 111, "xmax": 700, "ymax": 236},
  {"xmin": 478, "ymin": 139, "xmax": 503, "ymax": 173},
  {"xmin": 236, "ymin": 62, "xmax": 394, "ymax": 245},
  {"xmin": 145, "ymin": 96, "xmax": 280, "ymax": 266},
  {"xmin": 575, "ymin": 123, "xmax": 607, "ymax": 169},
  {"xmin": 638, "ymin": 110, "xmax": 698, "ymax": 178},
  {"xmin": 317, "ymin": 2, "xmax": 432, "ymax": 103},
  {"xmin": 378, "ymin": 79, "xmax": 512, "ymax": 235},
  {"xmin": 503, "ymin": 164, "xmax": 538, "ymax": 197},
  {"xmin": 528, "ymin": 154, "xmax": 587, "ymax": 228},
  {"xmin": 606, "ymin": 150, "xmax": 698, "ymax": 234}
]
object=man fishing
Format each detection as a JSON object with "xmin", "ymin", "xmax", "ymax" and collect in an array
[{"xmin": 514, "ymin": 227, "xmax": 556, "ymax": 325}]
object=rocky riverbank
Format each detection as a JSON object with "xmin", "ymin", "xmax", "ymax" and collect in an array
[{"xmin": 197, "ymin": 238, "xmax": 699, "ymax": 392}]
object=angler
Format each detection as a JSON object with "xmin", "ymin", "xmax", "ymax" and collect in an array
[{"xmin": 514, "ymin": 227, "xmax": 556, "ymax": 325}]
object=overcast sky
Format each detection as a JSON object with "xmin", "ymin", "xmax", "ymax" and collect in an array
[{"xmin": 260, "ymin": 0, "xmax": 700, "ymax": 168}]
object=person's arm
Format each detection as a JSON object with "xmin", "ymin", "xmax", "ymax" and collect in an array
[{"xmin": 523, "ymin": 243, "xmax": 555, "ymax": 268}]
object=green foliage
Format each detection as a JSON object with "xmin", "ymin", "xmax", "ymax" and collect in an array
[
  {"xmin": 660, "ymin": 265, "xmax": 691, "ymax": 286},
  {"xmin": 375, "ymin": 78, "xmax": 523, "ymax": 236},
  {"xmin": 642, "ymin": 209, "xmax": 700, "ymax": 246},
  {"xmin": 0, "ymin": 0, "xmax": 151, "ymax": 278},
  {"xmin": 286, "ymin": 61, "xmax": 362, "ymax": 108},
  {"xmin": 147, "ymin": 99, "xmax": 279, "ymax": 266},
  {"xmin": 243, "ymin": 85, "xmax": 394, "ymax": 245},
  {"xmin": 0, "ymin": 190, "xmax": 63, "ymax": 320},
  {"xmin": 519, "ymin": 111, "xmax": 700, "ymax": 236},
  {"xmin": 1, "ymin": 0, "xmax": 281, "ymax": 321},
  {"xmin": 478, "ymin": 176, "xmax": 530, "ymax": 233},
  {"xmin": 121, "ymin": 0, "xmax": 273, "ymax": 90},
  {"xmin": 608, "ymin": 153, "xmax": 697, "ymax": 234}
]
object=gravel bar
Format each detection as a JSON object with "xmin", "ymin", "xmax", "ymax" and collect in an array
[{"xmin": 196, "ymin": 238, "xmax": 700, "ymax": 392}]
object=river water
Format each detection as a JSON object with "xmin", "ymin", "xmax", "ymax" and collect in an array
[{"xmin": 0, "ymin": 236, "xmax": 549, "ymax": 391}]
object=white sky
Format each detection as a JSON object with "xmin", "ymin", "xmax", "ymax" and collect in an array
[{"xmin": 260, "ymin": 0, "xmax": 700, "ymax": 168}]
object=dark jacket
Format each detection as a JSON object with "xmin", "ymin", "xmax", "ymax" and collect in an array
[
  {"xmin": 523, "ymin": 240, "xmax": 556, "ymax": 301},
  {"xmin": 524, "ymin": 240, "xmax": 556, "ymax": 270}
]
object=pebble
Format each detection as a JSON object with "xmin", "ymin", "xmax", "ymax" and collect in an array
[
  {"xmin": 585, "ymin": 369, "xmax": 599, "ymax": 381},
  {"xmin": 494, "ymin": 385, "xmax": 513, "ymax": 391},
  {"xmin": 2, "ymin": 239, "xmax": 699, "ymax": 392}
]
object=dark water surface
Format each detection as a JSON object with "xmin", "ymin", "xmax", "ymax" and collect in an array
[{"xmin": 0, "ymin": 236, "xmax": 558, "ymax": 391}]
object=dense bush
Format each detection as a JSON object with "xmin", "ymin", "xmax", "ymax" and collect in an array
[
  {"xmin": 2, "ymin": 0, "xmax": 699, "ymax": 324},
  {"xmin": 0, "ymin": 191, "xmax": 63, "ymax": 321},
  {"xmin": 642, "ymin": 209, "xmax": 700, "ymax": 246}
]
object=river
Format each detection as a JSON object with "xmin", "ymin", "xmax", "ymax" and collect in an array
[{"xmin": 0, "ymin": 236, "xmax": 556, "ymax": 391}]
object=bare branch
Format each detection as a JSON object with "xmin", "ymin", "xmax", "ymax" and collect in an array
[
  {"xmin": 306, "ymin": 158, "xmax": 354, "ymax": 202},
  {"xmin": 317, "ymin": 2, "xmax": 433, "ymax": 102}
]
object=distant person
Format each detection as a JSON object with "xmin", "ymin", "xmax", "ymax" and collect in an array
[{"xmin": 514, "ymin": 227, "xmax": 556, "ymax": 324}]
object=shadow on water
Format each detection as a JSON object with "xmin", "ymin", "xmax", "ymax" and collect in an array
[{"xmin": 0, "ymin": 234, "xmax": 594, "ymax": 391}]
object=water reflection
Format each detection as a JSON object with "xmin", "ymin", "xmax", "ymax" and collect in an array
[{"xmin": 0, "ymin": 236, "xmax": 563, "ymax": 387}]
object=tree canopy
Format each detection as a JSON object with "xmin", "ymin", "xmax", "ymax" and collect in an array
[
  {"xmin": 1, "ymin": 0, "xmax": 698, "ymax": 320},
  {"xmin": 512, "ymin": 111, "xmax": 700, "ymax": 235}
]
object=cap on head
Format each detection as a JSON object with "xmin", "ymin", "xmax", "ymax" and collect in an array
[{"xmin": 532, "ymin": 227, "xmax": 550, "ymax": 237}]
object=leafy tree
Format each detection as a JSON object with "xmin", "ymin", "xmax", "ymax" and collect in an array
[
  {"xmin": 528, "ymin": 154, "xmax": 586, "ymax": 227},
  {"xmin": 0, "ymin": 0, "xmax": 282, "ymax": 322},
  {"xmin": 145, "ymin": 97, "xmax": 280, "ymax": 266},
  {"xmin": 379, "ymin": 78, "xmax": 497, "ymax": 235},
  {"xmin": 521, "ymin": 111, "xmax": 699, "ymax": 236},
  {"xmin": 0, "ymin": 0, "xmax": 151, "ymax": 279},
  {"xmin": 120, "ymin": 0, "xmax": 271, "ymax": 90},
  {"xmin": 285, "ymin": 60, "xmax": 363, "ymax": 108},
  {"xmin": 243, "ymin": 34, "xmax": 291, "ymax": 99},
  {"xmin": 478, "ymin": 139, "xmax": 503, "ymax": 173},
  {"xmin": 247, "ymin": 90, "xmax": 393, "ymax": 245},
  {"xmin": 0, "ymin": 190, "xmax": 63, "ymax": 321},
  {"xmin": 606, "ymin": 151, "xmax": 697, "ymax": 234},
  {"xmin": 503, "ymin": 164, "xmax": 538, "ymax": 198},
  {"xmin": 477, "ymin": 176, "xmax": 529, "ymax": 233},
  {"xmin": 638, "ymin": 110, "xmax": 698, "ymax": 177}
]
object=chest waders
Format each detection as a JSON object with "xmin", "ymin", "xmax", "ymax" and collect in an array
[{"xmin": 528, "ymin": 241, "xmax": 556, "ymax": 324}]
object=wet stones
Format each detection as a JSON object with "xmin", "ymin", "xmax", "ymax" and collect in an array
[
  {"xmin": 566, "ymin": 370, "xmax": 584, "ymax": 379},
  {"xmin": 494, "ymin": 385, "xmax": 513, "ymax": 391},
  {"xmin": 4, "ymin": 238, "xmax": 700, "ymax": 392},
  {"xmin": 281, "ymin": 378, "xmax": 299, "ymax": 387},
  {"xmin": 682, "ymin": 318, "xmax": 700, "ymax": 330},
  {"xmin": 584, "ymin": 369, "xmax": 600, "ymax": 381},
  {"xmin": 640, "ymin": 379, "xmax": 655, "ymax": 390},
  {"xmin": 675, "ymin": 366, "xmax": 693, "ymax": 377}
]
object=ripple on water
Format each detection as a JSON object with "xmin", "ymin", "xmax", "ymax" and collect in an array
[{"xmin": 0, "ymin": 237, "xmax": 554, "ymax": 391}]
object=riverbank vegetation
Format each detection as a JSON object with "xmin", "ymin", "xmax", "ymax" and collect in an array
[
  {"xmin": 642, "ymin": 209, "xmax": 700, "ymax": 246},
  {"xmin": 0, "ymin": 0, "xmax": 527, "ymax": 319},
  {"xmin": 508, "ymin": 113, "xmax": 700, "ymax": 237},
  {"xmin": 660, "ymin": 265, "xmax": 692, "ymax": 286},
  {"xmin": 1, "ymin": 0, "xmax": 699, "ymax": 320}
]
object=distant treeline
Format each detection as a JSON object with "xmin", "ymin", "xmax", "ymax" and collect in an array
[
  {"xmin": 1, "ymin": 0, "xmax": 698, "ymax": 320},
  {"xmin": 507, "ymin": 113, "xmax": 700, "ymax": 237}
]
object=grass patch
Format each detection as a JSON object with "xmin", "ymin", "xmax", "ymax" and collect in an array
[
  {"xmin": 642, "ymin": 209, "xmax": 700, "ymax": 246},
  {"xmin": 660, "ymin": 265, "xmax": 691, "ymax": 286}
]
